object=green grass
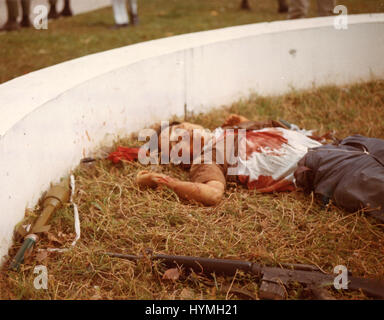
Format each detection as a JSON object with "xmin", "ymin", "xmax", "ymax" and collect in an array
[
  {"xmin": 1, "ymin": 80, "xmax": 383, "ymax": 300},
  {"xmin": 0, "ymin": 0, "xmax": 383, "ymax": 84}
]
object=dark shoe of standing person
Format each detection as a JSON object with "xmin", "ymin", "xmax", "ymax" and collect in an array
[
  {"xmin": 278, "ymin": 0, "xmax": 289, "ymax": 13},
  {"xmin": 20, "ymin": 16, "xmax": 31, "ymax": 28},
  {"xmin": 240, "ymin": 0, "xmax": 251, "ymax": 10},
  {"xmin": 129, "ymin": 12, "xmax": 139, "ymax": 26},
  {"xmin": 61, "ymin": 0, "xmax": 73, "ymax": 17},
  {"xmin": 48, "ymin": 6, "xmax": 60, "ymax": 19},
  {"xmin": 0, "ymin": 20, "xmax": 20, "ymax": 31}
]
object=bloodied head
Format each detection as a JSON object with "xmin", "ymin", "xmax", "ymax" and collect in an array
[{"xmin": 158, "ymin": 122, "xmax": 214, "ymax": 166}]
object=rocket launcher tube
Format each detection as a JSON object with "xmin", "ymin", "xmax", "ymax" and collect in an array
[
  {"xmin": 31, "ymin": 178, "xmax": 70, "ymax": 233},
  {"xmin": 9, "ymin": 234, "xmax": 38, "ymax": 271},
  {"xmin": 10, "ymin": 178, "xmax": 70, "ymax": 271}
]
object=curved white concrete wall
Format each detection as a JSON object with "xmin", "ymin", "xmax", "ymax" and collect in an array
[{"xmin": 0, "ymin": 14, "xmax": 383, "ymax": 263}]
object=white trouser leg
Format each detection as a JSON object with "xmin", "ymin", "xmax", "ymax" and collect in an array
[
  {"xmin": 129, "ymin": 0, "xmax": 138, "ymax": 16},
  {"xmin": 288, "ymin": 0, "xmax": 309, "ymax": 19},
  {"xmin": 112, "ymin": 0, "xmax": 129, "ymax": 25}
]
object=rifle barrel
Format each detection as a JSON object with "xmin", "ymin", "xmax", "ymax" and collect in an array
[{"xmin": 106, "ymin": 252, "xmax": 260, "ymax": 276}]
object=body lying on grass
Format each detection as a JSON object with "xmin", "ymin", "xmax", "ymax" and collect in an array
[
  {"xmin": 133, "ymin": 113, "xmax": 384, "ymax": 221},
  {"xmin": 135, "ymin": 114, "xmax": 322, "ymax": 206}
]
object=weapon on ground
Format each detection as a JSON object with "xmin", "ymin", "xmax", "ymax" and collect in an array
[
  {"xmin": 9, "ymin": 178, "xmax": 70, "ymax": 271},
  {"xmin": 105, "ymin": 251, "xmax": 384, "ymax": 300}
]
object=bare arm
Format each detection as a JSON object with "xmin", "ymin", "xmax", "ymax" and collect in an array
[{"xmin": 136, "ymin": 171, "xmax": 224, "ymax": 206}]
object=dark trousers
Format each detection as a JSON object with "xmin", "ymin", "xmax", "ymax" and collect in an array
[
  {"xmin": 49, "ymin": 0, "xmax": 72, "ymax": 15},
  {"xmin": 5, "ymin": 0, "xmax": 30, "ymax": 23}
]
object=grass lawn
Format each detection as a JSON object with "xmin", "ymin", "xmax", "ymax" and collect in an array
[
  {"xmin": 1, "ymin": 80, "xmax": 383, "ymax": 300},
  {"xmin": 0, "ymin": 0, "xmax": 383, "ymax": 84}
]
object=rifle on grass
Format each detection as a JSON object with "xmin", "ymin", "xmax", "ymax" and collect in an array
[{"xmin": 106, "ymin": 251, "xmax": 384, "ymax": 299}]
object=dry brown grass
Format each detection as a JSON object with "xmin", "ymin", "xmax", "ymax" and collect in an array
[{"xmin": 1, "ymin": 80, "xmax": 384, "ymax": 300}]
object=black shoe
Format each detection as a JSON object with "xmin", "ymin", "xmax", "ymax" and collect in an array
[
  {"xmin": 61, "ymin": 6, "xmax": 73, "ymax": 17},
  {"xmin": 20, "ymin": 17, "xmax": 31, "ymax": 28},
  {"xmin": 240, "ymin": 0, "xmax": 251, "ymax": 10},
  {"xmin": 0, "ymin": 21, "xmax": 20, "ymax": 31},
  {"xmin": 129, "ymin": 12, "xmax": 139, "ymax": 26},
  {"xmin": 278, "ymin": 5, "xmax": 289, "ymax": 13},
  {"xmin": 48, "ymin": 8, "xmax": 60, "ymax": 19}
]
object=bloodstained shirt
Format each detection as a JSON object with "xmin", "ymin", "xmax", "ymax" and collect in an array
[{"xmin": 190, "ymin": 127, "xmax": 321, "ymax": 192}]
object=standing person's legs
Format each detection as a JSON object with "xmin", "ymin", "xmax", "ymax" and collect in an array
[
  {"xmin": 288, "ymin": 0, "xmax": 309, "ymax": 19},
  {"xmin": 278, "ymin": 0, "xmax": 289, "ymax": 13},
  {"xmin": 112, "ymin": 0, "xmax": 129, "ymax": 27},
  {"xmin": 61, "ymin": 0, "xmax": 73, "ymax": 17},
  {"xmin": 128, "ymin": 0, "xmax": 139, "ymax": 25},
  {"xmin": 20, "ymin": 0, "xmax": 30, "ymax": 27},
  {"xmin": 48, "ymin": 0, "xmax": 59, "ymax": 19},
  {"xmin": 240, "ymin": 0, "xmax": 251, "ymax": 10},
  {"xmin": 317, "ymin": 0, "xmax": 335, "ymax": 16},
  {"xmin": 1, "ymin": 0, "xmax": 20, "ymax": 31}
]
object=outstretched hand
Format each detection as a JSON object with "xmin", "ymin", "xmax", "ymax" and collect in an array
[
  {"xmin": 135, "ymin": 170, "xmax": 225, "ymax": 206},
  {"xmin": 135, "ymin": 170, "xmax": 174, "ymax": 188}
]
